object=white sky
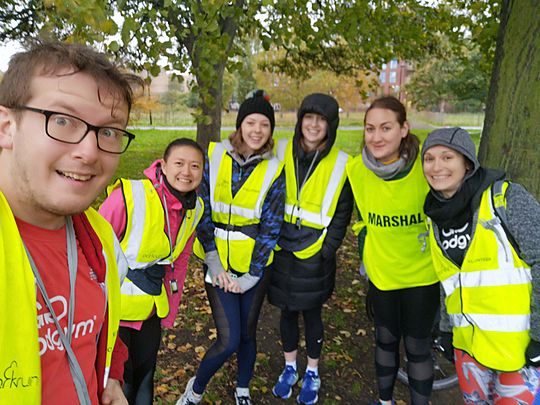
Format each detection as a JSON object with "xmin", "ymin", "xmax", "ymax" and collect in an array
[{"xmin": 0, "ymin": 41, "xmax": 23, "ymax": 72}]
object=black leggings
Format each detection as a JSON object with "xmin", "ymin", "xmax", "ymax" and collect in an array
[
  {"xmin": 280, "ymin": 306, "xmax": 324, "ymax": 359},
  {"xmin": 120, "ymin": 314, "xmax": 162, "ymax": 405},
  {"xmin": 370, "ymin": 282, "xmax": 440, "ymax": 405}
]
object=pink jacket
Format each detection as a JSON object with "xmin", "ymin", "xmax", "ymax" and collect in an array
[{"xmin": 99, "ymin": 160, "xmax": 194, "ymax": 329}]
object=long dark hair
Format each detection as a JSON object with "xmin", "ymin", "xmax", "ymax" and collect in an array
[{"xmin": 364, "ymin": 96, "xmax": 419, "ymax": 164}]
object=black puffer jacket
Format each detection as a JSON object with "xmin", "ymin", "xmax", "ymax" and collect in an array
[{"xmin": 267, "ymin": 94, "xmax": 353, "ymax": 311}]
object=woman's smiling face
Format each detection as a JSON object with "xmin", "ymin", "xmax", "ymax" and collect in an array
[
  {"xmin": 161, "ymin": 145, "xmax": 204, "ymax": 193},
  {"xmin": 240, "ymin": 113, "xmax": 272, "ymax": 155},
  {"xmin": 423, "ymin": 145, "xmax": 470, "ymax": 198}
]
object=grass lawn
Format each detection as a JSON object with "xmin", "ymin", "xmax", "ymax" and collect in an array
[{"xmin": 130, "ymin": 109, "xmax": 484, "ymax": 129}]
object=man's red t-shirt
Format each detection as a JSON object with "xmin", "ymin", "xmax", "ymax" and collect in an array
[{"xmin": 17, "ymin": 218, "xmax": 106, "ymax": 405}]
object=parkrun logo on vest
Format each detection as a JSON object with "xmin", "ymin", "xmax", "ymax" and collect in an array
[
  {"xmin": 0, "ymin": 361, "xmax": 39, "ymax": 390},
  {"xmin": 37, "ymin": 295, "xmax": 97, "ymax": 355},
  {"xmin": 367, "ymin": 212, "xmax": 424, "ymax": 227}
]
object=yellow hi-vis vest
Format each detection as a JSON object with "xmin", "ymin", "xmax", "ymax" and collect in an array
[
  {"xmin": 193, "ymin": 142, "xmax": 283, "ymax": 273},
  {"xmin": 107, "ymin": 178, "xmax": 203, "ymax": 321},
  {"xmin": 346, "ymin": 154, "xmax": 437, "ymax": 290},
  {"xmin": 0, "ymin": 192, "xmax": 122, "ymax": 405},
  {"xmin": 275, "ymin": 138, "xmax": 350, "ymax": 258},
  {"xmin": 428, "ymin": 182, "xmax": 531, "ymax": 371}
]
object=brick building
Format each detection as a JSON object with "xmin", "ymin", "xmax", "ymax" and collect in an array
[{"xmin": 378, "ymin": 59, "xmax": 414, "ymax": 102}]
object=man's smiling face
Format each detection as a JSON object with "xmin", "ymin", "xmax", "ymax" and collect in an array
[{"xmin": 0, "ymin": 70, "xmax": 127, "ymax": 228}]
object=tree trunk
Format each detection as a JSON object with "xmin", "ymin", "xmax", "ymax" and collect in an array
[
  {"xmin": 196, "ymin": 66, "xmax": 224, "ymax": 150},
  {"xmin": 185, "ymin": 1, "xmax": 243, "ymax": 151},
  {"xmin": 479, "ymin": 0, "xmax": 540, "ymax": 197}
]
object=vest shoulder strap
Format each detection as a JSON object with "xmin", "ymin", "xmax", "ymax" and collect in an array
[
  {"xmin": 491, "ymin": 180, "xmax": 521, "ymax": 256},
  {"xmin": 276, "ymin": 138, "xmax": 289, "ymax": 161}
]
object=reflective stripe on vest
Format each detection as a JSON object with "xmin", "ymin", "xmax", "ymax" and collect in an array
[
  {"xmin": 122, "ymin": 179, "xmax": 154, "ymax": 267},
  {"xmin": 442, "ymin": 266, "xmax": 531, "ymax": 298},
  {"xmin": 276, "ymin": 138, "xmax": 288, "ymax": 160},
  {"xmin": 450, "ymin": 313, "xmax": 529, "ymax": 332},
  {"xmin": 0, "ymin": 195, "xmax": 122, "ymax": 403},
  {"xmin": 429, "ymin": 182, "xmax": 531, "ymax": 371},
  {"xmin": 194, "ymin": 142, "xmax": 283, "ymax": 273},
  {"xmin": 112, "ymin": 179, "xmax": 203, "ymax": 320},
  {"xmin": 346, "ymin": 154, "xmax": 437, "ymax": 290},
  {"xmin": 160, "ymin": 196, "xmax": 203, "ymax": 264}
]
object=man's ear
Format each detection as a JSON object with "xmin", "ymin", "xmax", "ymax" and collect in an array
[{"xmin": 0, "ymin": 106, "xmax": 16, "ymax": 150}]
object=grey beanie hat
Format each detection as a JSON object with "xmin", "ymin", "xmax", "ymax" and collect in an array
[{"xmin": 421, "ymin": 127, "xmax": 480, "ymax": 177}]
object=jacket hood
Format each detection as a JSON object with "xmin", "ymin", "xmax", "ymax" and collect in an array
[
  {"xmin": 294, "ymin": 93, "xmax": 340, "ymax": 158},
  {"xmin": 143, "ymin": 159, "xmax": 163, "ymax": 184}
]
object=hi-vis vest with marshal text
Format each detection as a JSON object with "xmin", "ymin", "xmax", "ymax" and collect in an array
[
  {"xmin": 0, "ymin": 192, "xmax": 122, "ymax": 405},
  {"xmin": 276, "ymin": 138, "xmax": 349, "ymax": 258},
  {"xmin": 107, "ymin": 178, "xmax": 203, "ymax": 321},
  {"xmin": 428, "ymin": 181, "xmax": 531, "ymax": 371},
  {"xmin": 193, "ymin": 142, "xmax": 283, "ymax": 273},
  {"xmin": 346, "ymin": 154, "xmax": 437, "ymax": 290}
]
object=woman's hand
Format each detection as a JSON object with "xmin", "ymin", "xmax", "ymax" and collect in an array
[
  {"xmin": 228, "ymin": 279, "xmax": 242, "ymax": 294},
  {"xmin": 234, "ymin": 273, "xmax": 260, "ymax": 294},
  {"xmin": 214, "ymin": 271, "xmax": 234, "ymax": 291},
  {"xmin": 205, "ymin": 250, "xmax": 227, "ymax": 288}
]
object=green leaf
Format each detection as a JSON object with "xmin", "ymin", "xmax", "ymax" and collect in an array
[
  {"xmin": 100, "ymin": 19, "xmax": 117, "ymax": 35},
  {"xmin": 150, "ymin": 64, "xmax": 161, "ymax": 77},
  {"xmin": 108, "ymin": 40, "xmax": 120, "ymax": 52}
]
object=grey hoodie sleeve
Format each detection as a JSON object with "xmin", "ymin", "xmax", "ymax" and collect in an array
[
  {"xmin": 439, "ymin": 287, "xmax": 453, "ymax": 332},
  {"xmin": 506, "ymin": 183, "xmax": 540, "ymax": 341}
]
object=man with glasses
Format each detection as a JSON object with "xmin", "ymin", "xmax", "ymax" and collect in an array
[
  {"xmin": 10, "ymin": 106, "xmax": 136, "ymax": 154},
  {"xmin": 0, "ymin": 39, "xmax": 142, "ymax": 405}
]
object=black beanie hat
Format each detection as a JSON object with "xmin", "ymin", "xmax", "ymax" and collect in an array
[{"xmin": 236, "ymin": 89, "xmax": 275, "ymax": 133}]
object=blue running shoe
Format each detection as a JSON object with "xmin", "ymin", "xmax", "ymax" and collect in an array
[
  {"xmin": 272, "ymin": 365, "xmax": 299, "ymax": 399},
  {"xmin": 297, "ymin": 371, "xmax": 320, "ymax": 404}
]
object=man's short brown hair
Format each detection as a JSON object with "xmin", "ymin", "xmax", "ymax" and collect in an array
[{"xmin": 0, "ymin": 38, "xmax": 143, "ymax": 116}]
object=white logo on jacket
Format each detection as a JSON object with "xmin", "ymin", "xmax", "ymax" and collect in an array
[{"xmin": 441, "ymin": 224, "xmax": 470, "ymax": 251}]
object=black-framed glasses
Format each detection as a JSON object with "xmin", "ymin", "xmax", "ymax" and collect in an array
[{"xmin": 13, "ymin": 105, "xmax": 135, "ymax": 154}]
